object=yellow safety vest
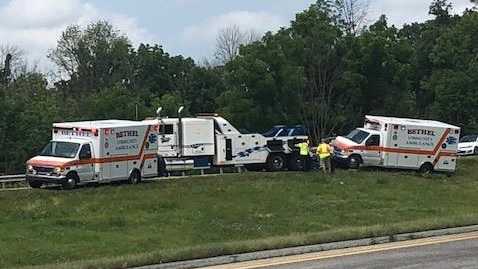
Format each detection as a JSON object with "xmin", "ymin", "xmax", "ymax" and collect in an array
[
  {"xmin": 297, "ymin": 143, "xmax": 309, "ymax": 156},
  {"xmin": 317, "ymin": 143, "xmax": 332, "ymax": 159}
]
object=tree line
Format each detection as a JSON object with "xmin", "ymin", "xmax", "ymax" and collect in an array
[{"xmin": 1, "ymin": 0, "xmax": 477, "ymax": 174}]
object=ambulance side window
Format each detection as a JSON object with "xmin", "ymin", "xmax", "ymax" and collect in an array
[
  {"xmin": 79, "ymin": 144, "xmax": 92, "ymax": 160},
  {"xmin": 366, "ymin": 135, "xmax": 380, "ymax": 146}
]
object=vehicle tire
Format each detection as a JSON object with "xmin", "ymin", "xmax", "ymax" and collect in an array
[
  {"xmin": 28, "ymin": 180, "xmax": 42, "ymax": 189},
  {"xmin": 245, "ymin": 164, "xmax": 265, "ymax": 172},
  {"xmin": 348, "ymin": 155, "xmax": 362, "ymax": 170},
  {"xmin": 128, "ymin": 169, "xmax": 141, "ymax": 185},
  {"xmin": 288, "ymin": 154, "xmax": 305, "ymax": 171},
  {"xmin": 62, "ymin": 174, "xmax": 78, "ymax": 190},
  {"xmin": 419, "ymin": 163, "xmax": 434, "ymax": 175},
  {"xmin": 266, "ymin": 154, "xmax": 286, "ymax": 172},
  {"xmin": 474, "ymin": 147, "xmax": 478, "ymax": 155}
]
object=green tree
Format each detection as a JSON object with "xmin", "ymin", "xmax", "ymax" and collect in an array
[
  {"xmin": 429, "ymin": 0, "xmax": 453, "ymax": 23},
  {"xmin": 49, "ymin": 21, "xmax": 133, "ymax": 92},
  {"xmin": 0, "ymin": 73, "xmax": 58, "ymax": 173},
  {"xmin": 345, "ymin": 15, "xmax": 415, "ymax": 118},
  {"xmin": 426, "ymin": 10, "xmax": 478, "ymax": 132}
]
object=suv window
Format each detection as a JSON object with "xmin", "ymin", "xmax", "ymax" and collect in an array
[
  {"xmin": 277, "ymin": 129, "xmax": 290, "ymax": 137},
  {"xmin": 291, "ymin": 128, "xmax": 306, "ymax": 136},
  {"xmin": 79, "ymin": 144, "xmax": 92, "ymax": 160},
  {"xmin": 460, "ymin": 135, "xmax": 478, "ymax": 143},
  {"xmin": 366, "ymin": 135, "xmax": 380, "ymax": 147}
]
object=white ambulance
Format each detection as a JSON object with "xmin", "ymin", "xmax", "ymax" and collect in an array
[
  {"xmin": 333, "ymin": 116, "xmax": 460, "ymax": 173},
  {"xmin": 26, "ymin": 120, "xmax": 159, "ymax": 189}
]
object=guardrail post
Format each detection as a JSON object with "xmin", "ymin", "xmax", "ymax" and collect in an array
[{"xmin": 0, "ymin": 175, "xmax": 27, "ymax": 190}]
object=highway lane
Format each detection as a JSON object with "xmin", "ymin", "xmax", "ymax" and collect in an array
[{"xmin": 202, "ymin": 232, "xmax": 478, "ymax": 269}]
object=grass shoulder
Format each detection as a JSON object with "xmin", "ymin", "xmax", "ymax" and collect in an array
[{"xmin": 2, "ymin": 157, "xmax": 478, "ymax": 269}]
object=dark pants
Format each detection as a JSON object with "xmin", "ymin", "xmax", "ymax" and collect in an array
[
  {"xmin": 301, "ymin": 155, "xmax": 309, "ymax": 171},
  {"xmin": 331, "ymin": 157, "xmax": 336, "ymax": 174}
]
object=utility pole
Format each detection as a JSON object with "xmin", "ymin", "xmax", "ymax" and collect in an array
[
  {"xmin": 135, "ymin": 104, "xmax": 139, "ymax": 120},
  {"xmin": 1, "ymin": 53, "xmax": 12, "ymax": 86}
]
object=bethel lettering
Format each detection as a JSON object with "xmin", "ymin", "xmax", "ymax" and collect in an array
[
  {"xmin": 116, "ymin": 130, "xmax": 139, "ymax": 138},
  {"xmin": 407, "ymin": 129, "xmax": 436, "ymax": 136}
]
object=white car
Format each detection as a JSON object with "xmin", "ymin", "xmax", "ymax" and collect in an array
[{"xmin": 458, "ymin": 135, "xmax": 478, "ymax": 156}]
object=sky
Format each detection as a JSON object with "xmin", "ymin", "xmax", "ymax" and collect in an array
[{"xmin": 0, "ymin": 0, "xmax": 474, "ymax": 72}]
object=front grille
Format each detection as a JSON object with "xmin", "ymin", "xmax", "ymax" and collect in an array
[{"xmin": 33, "ymin": 166, "xmax": 54, "ymax": 174}]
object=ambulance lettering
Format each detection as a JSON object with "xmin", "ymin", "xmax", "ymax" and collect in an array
[
  {"xmin": 407, "ymin": 129, "xmax": 436, "ymax": 136},
  {"xmin": 115, "ymin": 130, "xmax": 140, "ymax": 151},
  {"xmin": 116, "ymin": 130, "xmax": 139, "ymax": 138},
  {"xmin": 406, "ymin": 129, "xmax": 436, "ymax": 147}
]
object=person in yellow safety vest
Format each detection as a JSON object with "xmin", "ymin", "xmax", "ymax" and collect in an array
[
  {"xmin": 317, "ymin": 139, "xmax": 333, "ymax": 173},
  {"xmin": 295, "ymin": 140, "xmax": 310, "ymax": 171}
]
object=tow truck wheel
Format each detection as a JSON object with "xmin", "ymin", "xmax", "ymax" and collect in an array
[
  {"xmin": 348, "ymin": 155, "xmax": 362, "ymax": 170},
  {"xmin": 28, "ymin": 180, "xmax": 42, "ymax": 189},
  {"xmin": 267, "ymin": 154, "xmax": 286, "ymax": 172},
  {"xmin": 128, "ymin": 170, "xmax": 141, "ymax": 185},
  {"xmin": 62, "ymin": 174, "xmax": 78, "ymax": 190}
]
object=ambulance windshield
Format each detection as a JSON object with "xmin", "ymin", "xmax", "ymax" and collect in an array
[
  {"xmin": 346, "ymin": 129, "xmax": 370, "ymax": 144},
  {"xmin": 40, "ymin": 141, "xmax": 81, "ymax": 158}
]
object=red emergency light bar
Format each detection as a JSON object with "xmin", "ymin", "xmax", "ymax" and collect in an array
[{"xmin": 53, "ymin": 127, "xmax": 98, "ymax": 136}]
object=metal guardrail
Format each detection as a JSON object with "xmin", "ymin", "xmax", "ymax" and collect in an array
[
  {"xmin": 0, "ymin": 175, "xmax": 27, "ymax": 189},
  {"xmin": 0, "ymin": 168, "xmax": 245, "ymax": 191}
]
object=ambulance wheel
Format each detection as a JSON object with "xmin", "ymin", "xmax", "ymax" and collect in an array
[
  {"xmin": 348, "ymin": 155, "xmax": 362, "ymax": 170},
  {"xmin": 28, "ymin": 180, "xmax": 42, "ymax": 189},
  {"xmin": 419, "ymin": 163, "xmax": 434, "ymax": 175},
  {"xmin": 267, "ymin": 154, "xmax": 286, "ymax": 172},
  {"xmin": 128, "ymin": 169, "xmax": 141, "ymax": 184},
  {"xmin": 62, "ymin": 174, "xmax": 78, "ymax": 190}
]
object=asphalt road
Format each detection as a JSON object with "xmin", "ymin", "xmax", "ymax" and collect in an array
[{"xmin": 203, "ymin": 232, "xmax": 478, "ymax": 269}]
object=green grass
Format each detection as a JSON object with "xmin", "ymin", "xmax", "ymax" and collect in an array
[{"xmin": 2, "ymin": 158, "xmax": 478, "ymax": 269}]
